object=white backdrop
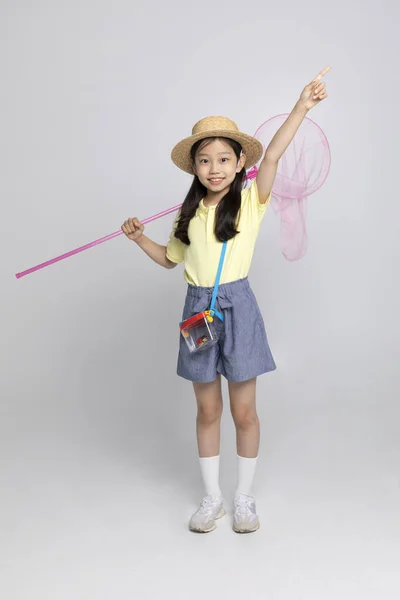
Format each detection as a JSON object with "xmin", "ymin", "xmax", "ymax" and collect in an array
[{"xmin": 1, "ymin": 1, "xmax": 399, "ymax": 598}]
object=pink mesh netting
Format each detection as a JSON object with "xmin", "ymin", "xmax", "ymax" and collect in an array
[{"xmin": 247, "ymin": 114, "xmax": 331, "ymax": 261}]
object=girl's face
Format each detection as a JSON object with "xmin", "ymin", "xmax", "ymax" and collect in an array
[{"xmin": 192, "ymin": 139, "xmax": 246, "ymax": 194}]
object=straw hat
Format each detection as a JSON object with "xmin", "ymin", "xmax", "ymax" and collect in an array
[{"xmin": 171, "ymin": 116, "xmax": 263, "ymax": 174}]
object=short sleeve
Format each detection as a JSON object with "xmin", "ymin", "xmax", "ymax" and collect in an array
[
  {"xmin": 166, "ymin": 212, "xmax": 185, "ymax": 264},
  {"xmin": 241, "ymin": 179, "xmax": 271, "ymax": 223}
]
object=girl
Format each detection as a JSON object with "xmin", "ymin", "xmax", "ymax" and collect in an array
[{"xmin": 122, "ymin": 67, "xmax": 330, "ymax": 533}]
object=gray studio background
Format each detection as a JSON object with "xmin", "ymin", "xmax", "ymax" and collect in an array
[{"xmin": 1, "ymin": 1, "xmax": 399, "ymax": 599}]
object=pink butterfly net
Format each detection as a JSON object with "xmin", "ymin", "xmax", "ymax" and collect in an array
[
  {"xmin": 16, "ymin": 114, "xmax": 330, "ymax": 278},
  {"xmin": 247, "ymin": 114, "xmax": 331, "ymax": 261}
]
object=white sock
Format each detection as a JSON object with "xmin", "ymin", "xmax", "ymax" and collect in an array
[
  {"xmin": 235, "ymin": 454, "xmax": 258, "ymax": 497},
  {"xmin": 199, "ymin": 455, "xmax": 222, "ymax": 498}
]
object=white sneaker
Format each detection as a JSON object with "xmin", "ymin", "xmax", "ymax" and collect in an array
[
  {"xmin": 232, "ymin": 494, "xmax": 260, "ymax": 533},
  {"xmin": 189, "ymin": 495, "xmax": 226, "ymax": 533}
]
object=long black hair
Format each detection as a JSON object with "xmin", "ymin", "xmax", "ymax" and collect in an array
[{"xmin": 174, "ymin": 137, "xmax": 247, "ymax": 245}]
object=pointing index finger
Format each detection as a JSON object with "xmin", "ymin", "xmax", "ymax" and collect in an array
[{"xmin": 313, "ymin": 65, "xmax": 332, "ymax": 82}]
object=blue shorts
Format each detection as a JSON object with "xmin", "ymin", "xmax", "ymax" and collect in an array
[{"xmin": 177, "ymin": 278, "xmax": 276, "ymax": 383}]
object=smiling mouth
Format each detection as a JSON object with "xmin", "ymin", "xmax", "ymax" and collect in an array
[{"xmin": 208, "ymin": 178, "xmax": 224, "ymax": 184}]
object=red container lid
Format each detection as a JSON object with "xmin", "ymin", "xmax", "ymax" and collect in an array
[{"xmin": 180, "ymin": 312, "xmax": 208, "ymax": 331}]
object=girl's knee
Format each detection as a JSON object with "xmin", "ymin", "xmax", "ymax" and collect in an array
[
  {"xmin": 193, "ymin": 377, "xmax": 223, "ymax": 426},
  {"xmin": 231, "ymin": 407, "xmax": 258, "ymax": 429},
  {"xmin": 197, "ymin": 403, "xmax": 223, "ymax": 426}
]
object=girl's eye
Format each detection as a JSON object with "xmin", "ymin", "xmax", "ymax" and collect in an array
[
  {"xmin": 221, "ymin": 158, "xmax": 228, "ymax": 162},
  {"xmin": 200, "ymin": 159, "xmax": 208, "ymax": 164}
]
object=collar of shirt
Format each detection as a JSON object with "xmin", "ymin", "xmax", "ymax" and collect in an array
[{"xmin": 197, "ymin": 199, "xmax": 219, "ymax": 216}]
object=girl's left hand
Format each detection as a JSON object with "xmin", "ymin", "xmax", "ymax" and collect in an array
[{"xmin": 299, "ymin": 65, "xmax": 331, "ymax": 111}]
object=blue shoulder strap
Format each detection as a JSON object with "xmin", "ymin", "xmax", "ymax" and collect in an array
[{"xmin": 209, "ymin": 241, "xmax": 227, "ymax": 322}]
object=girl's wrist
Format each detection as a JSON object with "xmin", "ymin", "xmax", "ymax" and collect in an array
[
  {"xmin": 294, "ymin": 100, "xmax": 309, "ymax": 116},
  {"xmin": 134, "ymin": 235, "xmax": 145, "ymax": 246}
]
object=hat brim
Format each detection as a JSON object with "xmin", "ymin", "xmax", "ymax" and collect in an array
[{"xmin": 171, "ymin": 129, "xmax": 263, "ymax": 174}]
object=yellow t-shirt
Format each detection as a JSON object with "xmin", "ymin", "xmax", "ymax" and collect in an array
[{"xmin": 166, "ymin": 180, "xmax": 270, "ymax": 287}]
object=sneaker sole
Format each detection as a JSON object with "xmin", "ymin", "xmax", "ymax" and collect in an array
[
  {"xmin": 233, "ymin": 521, "xmax": 260, "ymax": 534},
  {"xmin": 189, "ymin": 507, "xmax": 226, "ymax": 533}
]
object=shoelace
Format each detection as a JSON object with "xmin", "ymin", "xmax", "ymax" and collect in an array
[
  {"xmin": 234, "ymin": 497, "xmax": 255, "ymax": 517},
  {"xmin": 198, "ymin": 496, "xmax": 220, "ymax": 515}
]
